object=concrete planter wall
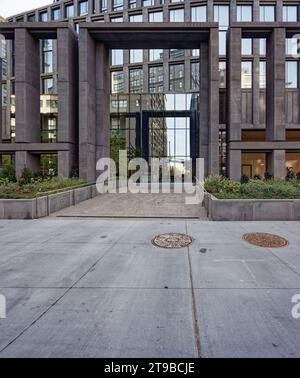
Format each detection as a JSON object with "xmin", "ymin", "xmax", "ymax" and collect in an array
[
  {"xmin": 204, "ymin": 192, "xmax": 300, "ymax": 221},
  {"xmin": 0, "ymin": 184, "xmax": 98, "ymax": 220}
]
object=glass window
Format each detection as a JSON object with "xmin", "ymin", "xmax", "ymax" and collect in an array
[
  {"xmin": 219, "ymin": 31, "xmax": 227, "ymax": 55},
  {"xmin": 79, "ymin": 1, "xmax": 89, "ymax": 15},
  {"xmin": 111, "ymin": 17, "xmax": 123, "ymax": 22},
  {"xmin": 101, "ymin": 0, "xmax": 108, "ymax": 11},
  {"xmin": 260, "ymin": 5, "xmax": 275, "ymax": 22},
  {"xmin": 130, "ymin": 68, "xmax": 143, "ymax": 93},
  {"xmin": 259, "ymin": 39, "xmax": 266, "ymax": 56},
  {"xmin": 129, "ymin": 14, "xmax": 143, "ymax": 22},
  {"xmin": 259, "ymin": 61, "xmax": 266, "ymax": 88},
  {"xmin": 129, "ymin": 0, "xmax": 137, "ymax": 9},
  {"xmin": 191, "ymin": 62, "xmax": 200, "ymax": 90},
  {"xmin": 214, "ymin": 5, "xmax": 229, "ymax": 28},
  {"xmin": 130, "ymin": 49, "xmax": 143, "ymax": 64},
  {"xmin": 111, "ymin": 71, "xmax": 124, "ymax": 93},
  {"xmin": 149, "ymin": 66, "xmax": 164, "ymax": 93},
  {"xmin": 219, "ymin": 61, "xmax": 226, "ymax": 88},
  {"xmin": 192, "ymin": 49, "xmax": 200, "ymax": 57},
  {"xmin": 42, "ymin": 78, "xmax": 54, "ymax": 94},
  {"xmin": 241, "ymin": 61, "xmax": 252, "ymax": 89},
  {"xmin": 237, "ymin": 5, "xmax": 252, "ymax": 22},
  {"xmin": 170, "ymin": 49, "xmax": 184, "ymax": 59},
  {"xmin": 169, "ymin": 63, "xmax": 184, "ymax": 91},
  {"xmin": 111, "ymin": 50, "xmax": 123, "ymax": 66},
  {"xmin": 241, "ymin": 38, "xmax": 252, "ymax": 55},
  {"xmin": 39, "ymin": 11, "xmax": 48, "ymax": 22},
  {"xmin": 2, "ymin": 84, "xmax": 7, "ymax": 106},
  {"xmin": 149, "ymin": 11, "xmax": 163, "ymax": 22},
  {"xmin": 113, "ymin": 0, "xmax": 123, "ymax": 11},
  {"xmin": 169, "ymin": 8, "xmax": 184, "ymax": 22},
  {"xmin": 286, "ymin": 61, "xmax": 298, "ymax": 88},
  {"xmin": 283, "ymin": 5, "xmax": 298, "ymax": 22},
  {"xmin": 143, "ymin": 0, "xmax": 155, "ymax": 6},
  {"xmin": 27, "ymin": 14, "xmax": 36, "ymax": 22},
  {"xmin": 65, "ymin": 4, "xmax": 74, "ymax": 18},
  {"xmin": 52, "ymin": 7, "xmax": 61, "ymax": 20},
  {"xmin": 286, "ymin": 152, "xmax": 300, "ymax": 176},
  {"xmin": 242, "ymin": 153, "xmax": 267, "ymax": 178},
  {"xmin": 191, "ymin": 6, "xmax": 207, "ymax": 22},
  {"xmin": 149, "ymin": 49, "xmax": 163, "ymax": 61},
  {"xmin": 42, "ymin": 40, "xmax": 53, "ymax": 74},
  {"xmin": 286, "ymin": 38, "xmax": 298, "ymax": 56}
]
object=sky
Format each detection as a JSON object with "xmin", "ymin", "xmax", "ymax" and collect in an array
[{"xmin": 0, "ymin": 0, "xmax": 51, "ymax": 18}]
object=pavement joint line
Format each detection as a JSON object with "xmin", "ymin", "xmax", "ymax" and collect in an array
[
  {"xmin": 0, "ymin": 224, "xmax": 134, "ymax": 355},
  {"xmin": 185, "ymin": 220, "xmax": 202, "ymax": 359},
  {"xmin": 1, "ymin": 286, "xmax": 300, "ymax": 290},
  {"xmin": 264, "ymin": 248, "xmax": 300, "ymax": 278}
]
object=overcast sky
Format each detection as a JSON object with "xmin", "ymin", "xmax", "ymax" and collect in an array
[{"xmin": 0, "ymin": 0, "xmax": 52, "ymax": 18}]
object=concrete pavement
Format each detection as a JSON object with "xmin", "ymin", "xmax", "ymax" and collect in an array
[{"xmin": 0, "ymin": 219, "xmax": 299, "ymax": 357}]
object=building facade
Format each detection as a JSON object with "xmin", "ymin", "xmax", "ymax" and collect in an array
[{"xmin": 1, "ymin": 0, "xmax": 300, "ymax": 181}]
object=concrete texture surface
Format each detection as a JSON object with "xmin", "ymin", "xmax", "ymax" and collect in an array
[
  {"xmin": 52, "ymin": 192, "xmax": 207, "ymax": 219},
  {"xmin": 0, "ymin": 219, "xmax": 300, "ymax": 357}
]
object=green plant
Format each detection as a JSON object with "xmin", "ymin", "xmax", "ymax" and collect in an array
[
  {"xmin": 1, "ymin": 164, "xmax": 16, "ymax": 182},
  {"xmin": 204, "ymin": 176, "xmax": 240, "ymax": 195},
  {"xmin": 19, "ymin": 167, "xmax": 34, "ymax": 185},
  {"xmin": 241, "ymin": 174, "xmax": 250, "ymax": 184}
]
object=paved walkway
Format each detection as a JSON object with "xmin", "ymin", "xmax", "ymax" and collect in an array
[
  {"xmin": 0, "ymin": 218, "xmax": 299, "ymax": 357},
  {"xmin": 53, "ymin": 192, "xmax": 207, "ymax": 219}
]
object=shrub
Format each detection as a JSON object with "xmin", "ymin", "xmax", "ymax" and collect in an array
[
  {"xmin": 1, "ymin": 164, "xmax": 16, "ymax": 182},
  {"xmin": 20, "ymin": 167, "xmax": 34, "ymax": 185},
  {"xmin": 204, "ymin": 176, "xmax": 240, "ymax": 195},
  {"xmin": 241, "ymin": 174, "xmax": 249, "ymax": 184}
]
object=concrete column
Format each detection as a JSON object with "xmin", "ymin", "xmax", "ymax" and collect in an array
[
  {"xmin": 208, "ymin": 28, "xmax": 219, "ymax": 176},
  {"xmin": 95, "ymin": 43, "xmax": 110, "ymax": 164},
  {"xmin": 15, "ymin": 28, "xmax": 40, "ymax": 143},
  {"xmin": 268, "ymin": 150, "xmax": 286, "ymax": 179},
  {"xmin": 207, "ymin": 1, "xmax": 214, "ymax": 23},
  {"xmin": 230, "ymin": 0, "xmax": 237, "ymax": 24},
  {"xmin": 15, "ymin": 151, "xmax": 40, "ymax": 177},
  {"xmin": 79, "ymin": 28, "xmax": 97, "ymax": 181},
  {"xmin": 0, "ymin": 58, "xmax": 2, "ymax": 141},
  {"xmin": 57, "ymin": 27, "xmax": 78, "ymax": 177},
  {"xmin": 266, "ymin": 28, "xmax": 285, "ymax": 141},
  {"xmin": 227, "ymin": 27, "xmax": 242, "ymax": 180},
  {"xmin": 58, "ymin": 149, "xmax": 77, "ymax": 177},
  {"xmin": 253, "ymin": 0, "xmax": 260, "ymax": 22},
  {"xmin": 57, "ymin": 28, "xmax": 78, "ymax": 145},
  {"xmin": 199, "ymin": 41, "xmax": 209, "ymax": 177},
  {"xmin": 228, "ymin": 149, "xmax": 241, "ymax": 181},
  {"xmin": 252, "ymin": 40, "xmax": 260, "ymax": 127},
  {"xmin": 276, "ymin": 0, "xmax": 283, "ymax": 22}
]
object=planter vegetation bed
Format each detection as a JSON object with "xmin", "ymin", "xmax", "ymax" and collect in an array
[{"xmin": 204, "ymin": 176, "xmax": 300, "ymax": 200}]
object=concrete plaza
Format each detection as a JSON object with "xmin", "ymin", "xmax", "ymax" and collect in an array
[{"xmin": 0, "ymin": 218, "xmax": 299, "ymax": 358}]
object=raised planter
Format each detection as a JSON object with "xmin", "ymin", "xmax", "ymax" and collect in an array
[
  {"xmin": 204, "ymin": 192, "xmax": 300, "ymax": 221},
  {"xmin": 0, "ymin": 184, "xmax": 99, "ymax": 220}
]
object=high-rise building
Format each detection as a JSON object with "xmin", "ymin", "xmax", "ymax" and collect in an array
[{"xmin": 1, "ymin": 1, "xmax": 300, "ymax": 181}]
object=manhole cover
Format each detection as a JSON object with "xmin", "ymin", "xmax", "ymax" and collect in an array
[
  {"xmin": 243, "ymin": 232, "xmax": 289, "ymax": 248},
  {"xmin": 152, "ymin": 233, "xmax": 193, "ymax": 249}
]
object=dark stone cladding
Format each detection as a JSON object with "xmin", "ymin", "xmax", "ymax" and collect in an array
[{"xmin": 1, "ymin": 0, "xmax": 300, "ymax": 180}]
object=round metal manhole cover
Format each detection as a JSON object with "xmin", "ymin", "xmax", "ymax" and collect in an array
[
  {"xmin": 151, "ymin": 233, "xmax": 193, "ymax": 249},
  {"xmin": 243, "ymin": 232, "xmax": 289, "ymax": 248}
]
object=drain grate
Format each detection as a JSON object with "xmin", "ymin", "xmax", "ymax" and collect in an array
[
  {"xmin": 243, "ymin": 232, "xmax": 289, "ymax": 248},
  {"xmin": 152, "ymin": 233, "xmax": 193, "ymax": 249}
]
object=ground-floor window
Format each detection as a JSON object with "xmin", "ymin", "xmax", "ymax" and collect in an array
[
  {"xmin": 242, "ymin": 152, "xmax": 266, "ymax": 179},
  {"xmin": 40, "ymin": 153, "xmax": 58, "ymax": 177},
  {"xmin": 286, "ymin": 152, "xmax": 300, "ymax": 178},
  {"xmin": 219, "ymin": 131, "xmax": 227, "ymax": 176}
]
